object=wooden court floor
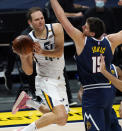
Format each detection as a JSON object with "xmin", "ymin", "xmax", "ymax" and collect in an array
[
  {"xmin": 1, "ymin": 120, "xmax": 122, "ymax": 131},
  {"xmin": 0, "ymin": 105, "xmax": 122, "ymax": 131}
]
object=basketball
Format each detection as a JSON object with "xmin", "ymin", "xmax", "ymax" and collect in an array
[{"xmin": 12, "ymin": 35, "xmax": 34, "ymax": 55}]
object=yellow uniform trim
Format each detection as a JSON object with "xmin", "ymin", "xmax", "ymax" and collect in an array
[{"xmin": 43, "ymin": 92, "xmax": 53, "ymax": 110}]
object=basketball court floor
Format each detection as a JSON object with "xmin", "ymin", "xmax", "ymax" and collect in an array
[
  {"xmin": 0, "ymin": 105, "xmax": 122, "ymax": 131},
  {"xmin": 1, "ymin": 120, "xmax": 122, "ymax": 131},
  {"xmin": 0, "ymin": 122, "xmax": 85, "ymax": 131}
]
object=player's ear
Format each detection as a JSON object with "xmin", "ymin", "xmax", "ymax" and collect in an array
[
  {"xmin": 28, "ymin": 20, "xmax": 33, "ymax": 28},
  {"xmin": 28, "ymin": 20, "xmax": 30, "ymax": 25}
]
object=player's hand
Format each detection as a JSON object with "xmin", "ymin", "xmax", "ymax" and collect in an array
[
  {"xmin": 12, "ymin": 46, "xmax": 21, "ymax": 56},
  {"xmin": 77, "ymin": 86, "xmax": 83, "ymax": 103},
  {"xmin": 12, "ymin": 46, "xmax": 32, "ymax": 57},
  {"xmin": 100, "ymin": 54, "xmax": 106, "ymax": 73},
  {"xmin": 33, "ymin": 42, "xmax": 43, "ymax": 54},
  {"xmin": 119, "ymin": 101, "xmax": 122, "ymax": 118}
]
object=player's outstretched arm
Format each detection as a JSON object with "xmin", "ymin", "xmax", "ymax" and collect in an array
[
  {"xmin": 50, "ymin": 0, "xmax": 84, "ymax": 55},
  {"xmin": 50, "ymin": 0, "xmax": 80, "ymax": 39},
  {"xmin": 107, "ymin": 31, "xmax": 122, "ymax": 54},
  {"xmin": 100, "ymin": 55, "xmax": 122, "ymax": 92}
]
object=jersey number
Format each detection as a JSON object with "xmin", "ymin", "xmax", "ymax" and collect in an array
[
  {"xmin": 92, "ymin": 56, "xmax": 100, "ymax": 73},
  {"xmin": 44, "ymin": 42, "xmax": 54, "ymax": 61}
]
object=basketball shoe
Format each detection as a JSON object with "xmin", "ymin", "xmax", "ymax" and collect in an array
[{"xmin": 12, "ymin": 91, "xmax": 31, "ymax": 114}]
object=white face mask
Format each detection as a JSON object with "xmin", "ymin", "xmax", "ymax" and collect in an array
[{"xmin": 96, "ymin": 1, "xmax": 105, "ymax": 8}]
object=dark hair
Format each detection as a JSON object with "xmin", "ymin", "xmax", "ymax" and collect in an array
[
  {"xmin": 87, "ymin": 17, "xmax": 106, "ymax": 38},
  {"xmin": 27, "ymin": 7, "xmax": 44, "ymax": 21}
]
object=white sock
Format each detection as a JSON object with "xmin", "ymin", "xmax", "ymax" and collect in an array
[
  {"xmin": 26, "ymin": 99, "xmax": 41, "ymax": 110},
  {"xmin": 22, "ymin": 122, "xmax": 37, "ymax": 131}
]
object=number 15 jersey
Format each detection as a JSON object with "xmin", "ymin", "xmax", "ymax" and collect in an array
[{"xmin": 75, "ymin": 36, "xmax": 113, "ymax": 89}]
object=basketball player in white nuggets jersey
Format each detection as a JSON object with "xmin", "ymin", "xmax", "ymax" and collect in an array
[{"xmin": 12, "ymin": 7, "xmax": 69, "ymax": 131}]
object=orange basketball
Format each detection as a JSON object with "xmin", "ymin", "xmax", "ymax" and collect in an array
[{"xmin": 12, "ymin": 35, "xmax": 34, "ymax": 55}]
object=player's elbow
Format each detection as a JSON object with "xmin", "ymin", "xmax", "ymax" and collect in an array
[
  {"xmin": 120, "ymin": 30, "xmax": 122, "ymax": 34},
  {"xmin": 117, "ymin": 85, "xmax": 122, "ymax": 92},
  {"xmin": 119, "ymin": 88, "xmax": 122, "ymax": 92},
  {"xmin": 56, "ymin": 48, "xmax": 64, "ymax": 58},
  {"xmin": 26, "ymin": 71, "xmax": 33, "ymax": 75},
  {"xmin": 23, "ymin": 69, "xmax": 33, "ymax": 75}
]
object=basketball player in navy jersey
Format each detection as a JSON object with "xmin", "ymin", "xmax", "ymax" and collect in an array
[
  {"xmin": 78, "ymin": 63, "xmax": 122, "ymax": 131},
  {"xmin": 50, "ymin": 0, "xmax": 122, "ymax": 130}
]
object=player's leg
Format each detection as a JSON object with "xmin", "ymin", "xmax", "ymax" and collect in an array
[
  {"xmin": 111, "ymin": 108, "xmax": 121, "ymax": 131},
  {"xmin": 16, "ymin": 77, "xmax": 69, "ymax": 131},
  {"xmin": 33, "ymin": 78, "xmax": 69, "ymax": 128},
  {"xmin": 16, "ymin": 90, "xmax": 68, "ymax": 131},
  {"xmin": 17, "ymin": 104, "xmax": 68, "ymax": 131},
  {"xmin": 34, "ymin": 84, "xmax": 69, "ymax": 127},
  {"xmin": 82, "ymin": 106, "xmax": 105, "ymax": 131},
  {"xmin": 104, "ymin": 106, "xmax": 112, "ymax": 131},
  {"xmin": 35, "ymin": 104, "xmax": 68, "ymax": 128}
]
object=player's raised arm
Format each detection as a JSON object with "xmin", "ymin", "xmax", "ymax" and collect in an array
[
  {"xmin": 107, "ymin": 31, "xmax": 122, "ymax": 54},
  {"xmin": 50, "ymin": 0, "xmax": 84, "ymax": 54}
]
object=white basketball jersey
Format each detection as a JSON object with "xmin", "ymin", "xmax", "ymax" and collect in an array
[{"xmin": 29, "ymin": 24, "xmax": 65, "ymax": 79}]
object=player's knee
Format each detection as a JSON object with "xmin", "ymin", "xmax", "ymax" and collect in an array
[{"xmin": 56, "ymin": 113, "xmax": 68, "ymax": 126}]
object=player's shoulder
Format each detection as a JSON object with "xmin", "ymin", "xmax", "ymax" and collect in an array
[
  {"xmin": 52, "ymin": 23, "xmax": 62, "ymax": 28},
  {"xmin": 52, "ymin": 23, "xmax": 64, "ymax": 34}
]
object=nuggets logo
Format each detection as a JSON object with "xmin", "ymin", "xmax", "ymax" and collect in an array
[
  {"xmin": 84, "ymin": 113, "xmax": 100, "ymax": 130},
  {"xmin": 111, "ymin": 69, "xmax": 115, "ymax": 75},
  {"xmin": 86, "ymin": 121, "xmax": 92, "ymax": 130}
]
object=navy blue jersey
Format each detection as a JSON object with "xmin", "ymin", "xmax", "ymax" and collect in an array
[{"xmin": 76, "ymin": 36, "xmax": 113, "ymax": 89}]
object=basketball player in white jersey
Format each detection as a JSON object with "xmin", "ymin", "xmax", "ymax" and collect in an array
[{"xmin": 12, "ymin": 7, "xmax": 69, "ymax": 131}]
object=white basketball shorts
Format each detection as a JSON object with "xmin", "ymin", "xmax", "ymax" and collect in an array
[{"xmin": 35, "ymin": 75, "xmax": 69, "ymax": 113}]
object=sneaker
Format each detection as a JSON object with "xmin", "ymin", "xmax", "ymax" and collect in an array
[
  {"xmin": 4, "ymin": 72, "xmax": 12, "ymax": 91},
  {"xmin": 69, "ymin": 101, "xmax": 78, "ymax": 107},
  {"xmin": 12, "ymin": 91, "xmax": 31, "ymax": 114}
]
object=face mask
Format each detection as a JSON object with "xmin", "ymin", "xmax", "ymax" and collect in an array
[{"xmin": 96, "ymin": 1, "xmax": 104, "ymax": 8}]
